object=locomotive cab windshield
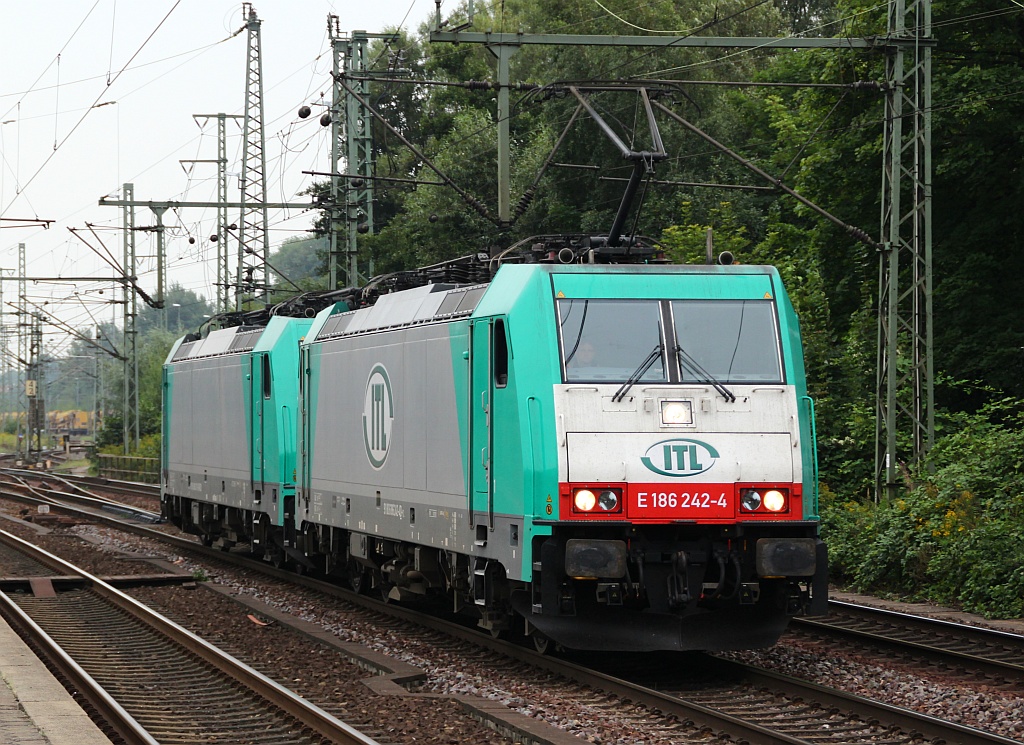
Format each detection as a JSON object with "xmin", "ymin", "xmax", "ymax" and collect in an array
[
  {"xmin": 558, "ymin": 297, "xmax": 785, "ymax": 386},
  {"xmin": 561, "ymin": 299, "xmax": 666, "ymax": 383}
]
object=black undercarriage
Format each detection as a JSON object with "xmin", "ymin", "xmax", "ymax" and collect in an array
[{"xmin": 163, "ymin": 493, "xmax": 826, "ymax": 652}]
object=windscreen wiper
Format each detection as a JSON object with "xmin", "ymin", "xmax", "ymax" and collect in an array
[
  {"xmin": 612, "ymin": 344, "xmax": 663, "ymax": 402},
  {"xmin": 676, "ymin": 345, "xmax": 736, "ymax": 403}
]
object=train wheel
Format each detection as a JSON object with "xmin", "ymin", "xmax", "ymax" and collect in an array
[
  {"xmin": 531, "ymin": 632, "xmax": 551, "ymax": 655},
  {"xmin": 347, "ymin": 560, "xmax": 369, "ymax": 594},
  {"xmin": 375, "ymin": 569, "xmax": 398, "ymax": 603}
]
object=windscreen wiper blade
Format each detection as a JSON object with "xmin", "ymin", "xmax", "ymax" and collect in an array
[
  {"xmin": 612, "ymin": 344, "xmax": 663, "ymax": 402},
  {"xmin": 676, "ymin": 345, "xmax": 736, "ymax": 403}
]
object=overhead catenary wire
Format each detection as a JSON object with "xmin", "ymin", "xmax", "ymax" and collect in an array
[
  {"xmin": 13, "ymin": 0, "xmax": 1020, "ymax": 353},
  {"xmin": 1, "ymin": 1, "xmax": 184, "ymax": 219}
]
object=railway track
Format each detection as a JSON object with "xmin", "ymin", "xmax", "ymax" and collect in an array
[
  {"xmin": 24, "ymin": 473, "xmax": 1024, "ymax": 682},
  {"xmin": 58, "ymin": 472, "xmax": 161, "ymax": 500},
  {"xmin": 0, "ymin": 528, "xmax": 381, "ymax": 745},
  {"xmin": 3, "ymin": 477, "xmax": 1022, "ymax": 745},
  {"xmin": 0, "ymin": 468, "xmax": 160, "ymax": 523},
  {"xmin": 791, "ymin": 600, "xmax": 1024, "ymax": 684}
]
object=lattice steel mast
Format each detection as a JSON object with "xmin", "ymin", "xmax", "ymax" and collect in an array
[
  {"xmin": 122, "ymin": 183, "xmax": 139, "ymax": 452},
  {"xmin": 184, "ymin": 114, "xmax": 244, "ymax": 313},
  {"xmin": 327, "ymin": 22, "xmax": 394, "ymax": 290},
  {"xmin": 17, "ymin": 243, "xmax": 26, "ymax": 460},
  {"xmin": 876, "ymin": 0, "xmax": 934, "ymax": 499},
  {"xmin": 238, "ymin": 3, "xmax": 270, "ymax": 308}
]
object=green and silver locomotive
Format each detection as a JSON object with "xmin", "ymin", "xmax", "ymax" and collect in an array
[{"xmin": 163, "ymin": 250, "xmax": 826, "ymax": 652}]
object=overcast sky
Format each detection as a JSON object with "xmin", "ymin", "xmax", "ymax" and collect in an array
[{"xmin": 0, "ymin": 0, "xmax": 435, "ymax": 353}]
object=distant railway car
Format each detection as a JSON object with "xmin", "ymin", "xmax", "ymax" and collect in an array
[
  {"xmin": 48, "ymin": 410, "xmax": 92, "ymax": 437},
  {"xmin": 287, "ymin": 262, "xmax": 826, "ymax": 651},
  {"xmin": 161, "ymin": 316, "xmax": 311, "ymax": 562}
]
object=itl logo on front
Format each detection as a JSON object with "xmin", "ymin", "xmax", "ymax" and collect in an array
[
  {"xmin": 640, "ymin": 438, "xmax": 719, "ymax": 477},
  {"xmin": 362, "ymin": 363, "xmax": 394, "ymax": 469}
]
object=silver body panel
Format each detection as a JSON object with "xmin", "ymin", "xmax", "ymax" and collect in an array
[
  {"xmin": 165, "ymin": 354, "xmax": 252, "ymax": 508},
  {"xmin": 554, "ymin": 383, "xmax": 803, "ymax": 484}
]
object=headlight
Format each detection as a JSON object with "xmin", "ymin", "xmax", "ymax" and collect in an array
[
  {"xmin": 763, "ymin": 489, "xmax": 787, "ymax": 512},
  {"xmin": 598, "ymin": 490, "xmax": 619, "ymax": 511},
  {"xmin": 571, "ymin": 486, "xmax": 623, "ymax": 514},
  {"xmin": 740, "ymin": 487, "xmax": 789, "ymax": 513},
  {"xmin": 574, "ymin": 489, "xmax": 597, "ymax": 511},
  {"xmin": 660, "ymin": 400, "xmax": 692, "ymax": 426}
]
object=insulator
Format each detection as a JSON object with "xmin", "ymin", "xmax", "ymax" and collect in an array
[{"xmin": 515, "ymin": 189, "xmax": 535, "ymax": 217}]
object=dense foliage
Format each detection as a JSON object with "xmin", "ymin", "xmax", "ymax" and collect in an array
[
  {"xmin": 74, "ymin": 0, "xmax": 1023, "ymax": 617},
  {"xmin": 824, "ymin": 398, "xmax": 1024, "ymax": 617}
]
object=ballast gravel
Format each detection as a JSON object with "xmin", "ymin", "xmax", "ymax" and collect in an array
[{"xmin": 3, "ymin": 506, "xmax": 1023, "ymax": 744}]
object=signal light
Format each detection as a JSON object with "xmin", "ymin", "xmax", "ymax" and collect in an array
[{"xmin": 597, "ymin": 489, "xmax": 619, "ymax": 511}]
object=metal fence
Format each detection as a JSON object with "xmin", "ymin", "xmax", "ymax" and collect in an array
[{"xmin": 95, "ymin": 454, "xmax": 160, "ymax": 484}]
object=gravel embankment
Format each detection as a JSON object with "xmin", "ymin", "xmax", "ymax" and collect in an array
[{"xmin": 3, "ymin": 506, "xmax": 1023, "ymax": 744}]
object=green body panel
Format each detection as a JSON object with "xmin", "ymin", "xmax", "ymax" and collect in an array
[
  {"xmin": 769, "ymin": 274, "xmax": 817, "ymax": 518},
  {"xmin": 298, "ymin": 303, "xmax": 345, "ymax": 507},
  {"xmin": 249, "ymin": 317, "xmax": 312, "ymax": 525},
  {"xmin": 467, "ymin": 268, "xmax": 564, "ymax": 577}
]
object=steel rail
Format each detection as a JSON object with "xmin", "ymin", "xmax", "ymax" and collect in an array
[
  {"xmin": 4, "ymin": 484, "xmax": 1019, "ymax": 745},
  {"xmin": 0, "ymin": 470, "xmax": 160, "ymax": 522},
  {"xmin": 0, "ymin": 590, "xmax": 159, "ymax": 745},
  {"xmin": 792, "ymin": 599, "xmax": 1024, "ymax": 680},
  {"xmin": 57, "ymin": 472, "xmax": 161, "ymax": 497},
  {"xmin": 707, "ymin": 657, "xmax": 1023, "ymax": 745},
  {"xmin": 138, "ymin": 535, "xmax": 1022, "ymax": 745},
  {"xmin": 0, "ymin": 528, "xmax": 381, "ymax": 745}
]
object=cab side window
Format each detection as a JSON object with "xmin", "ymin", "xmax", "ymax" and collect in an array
[{"xmin": 493, "ymin": 319, "xmax": 509, "ymax": 388}]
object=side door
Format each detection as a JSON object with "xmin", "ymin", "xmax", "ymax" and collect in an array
[
  {"xmin": 469, "ymin": 319, "xmax": 493, "ymax": 539},
  {"xmin": 298, "ymin": 346, "xmax": 313, "ymax": 512},
  {"xmin": 250, "ymin": 352, "xmax": 268, "ymax": 504}
]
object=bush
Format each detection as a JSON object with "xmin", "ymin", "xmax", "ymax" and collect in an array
[{"xmin": 823, "ymin": 398, "xmax": 1024, "ymax": 618}]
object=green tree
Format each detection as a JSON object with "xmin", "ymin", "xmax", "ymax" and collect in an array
[{"xmin": 267, "ymin": 236, "xmax": 329, "ymax": 291}]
